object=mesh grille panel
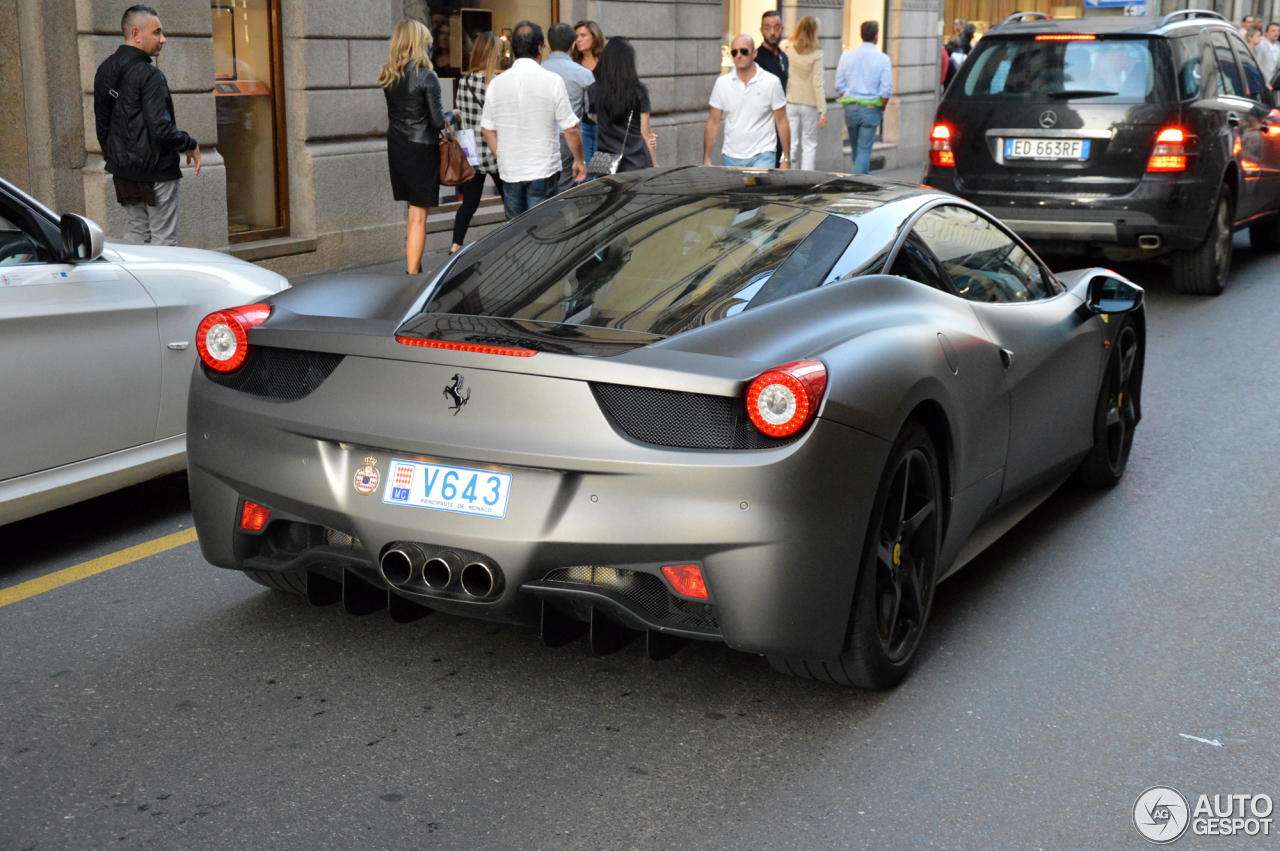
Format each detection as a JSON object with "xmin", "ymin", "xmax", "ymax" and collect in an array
[
  {"xmin": 256, "ymin": 521, "xmax": 366, "ymax": 562},
  {"xmin": 543, "ymin": 566, "xmax": 720, "ymax": 630},
  {"xmin": 591, "ymin": 383, "xmax": 796, "ymax": 450},
  {"xmin": 204, "ymin": 347, "xmax": 345, "ymax": 401}
]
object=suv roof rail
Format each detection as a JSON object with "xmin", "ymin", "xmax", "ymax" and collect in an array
[
  {"xmin": 990, "ymin": 11, "xmax": 1053, "ymax": 29},
  {"xmin": 1157, "ymin": 9, "xmax": 1228, "ymax": 27}
]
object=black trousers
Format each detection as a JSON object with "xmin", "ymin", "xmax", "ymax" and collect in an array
[{"xmin": 453, "ymin": 171, "xmax": 503, "ymax": 246}]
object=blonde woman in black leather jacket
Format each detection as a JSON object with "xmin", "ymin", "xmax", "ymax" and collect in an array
[{"xmin": 380, "ymin": 18, "xmax": 454, "ymax": 274}]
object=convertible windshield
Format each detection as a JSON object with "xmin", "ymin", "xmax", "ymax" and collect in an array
[{"xmin": 416, "ymin": 190, "xmax": 857, "ymax": 337}]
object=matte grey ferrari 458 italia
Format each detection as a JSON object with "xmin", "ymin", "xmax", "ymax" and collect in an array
[{"xmin": 188, "ymin": 167, "xmax": 1145, "ymax": 688}]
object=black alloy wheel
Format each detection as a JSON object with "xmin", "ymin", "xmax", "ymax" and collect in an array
[
  {"xmin": 1172, "ymin": 185, "xmax": 1232, "ymax": 295},
  {"xmin": 1078, "ymin": 321, "xmax": 1140, "ymax": 487},
  {"xmin": 767, "ymin": 421, "xmax": 942, "ymax": 688},
  {"xmin": 871, "ymin": 446, "xmax": 939, "ymax": 663}
]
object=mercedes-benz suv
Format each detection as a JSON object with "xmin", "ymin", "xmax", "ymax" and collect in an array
[{"xmin": 925, "ymin": 9, "xmax": 1280, "ymax": 295}]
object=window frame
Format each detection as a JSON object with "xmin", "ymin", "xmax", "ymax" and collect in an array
[{"xmin": 881, "ymin": 200, "xmax": 1064, "ymax": 304}]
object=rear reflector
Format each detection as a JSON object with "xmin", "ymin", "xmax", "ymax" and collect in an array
[
  {"xmin": 1035, "ymin": 34, "xmax": 1096, "ymax": 41},
  {"xmin": 930, "ymin": 150, "xmax": 956, "ymax": 167},
  {"xmin": 1146, "ymin": 155, "xmax": 1186, "ymax": 172},
  {"xmin": 662, "ymin": 564, "xmax": 708, "ymax": 599},
  {"xmin": 395, "ymin": 336, "xmax": 537, "ymax": 357},
  {"xmin": 240, "ymin": 500, "xmax": 271, "ymax": 531}
]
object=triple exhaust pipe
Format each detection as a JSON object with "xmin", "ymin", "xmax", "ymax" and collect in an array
[{"xmin": 380, "ymin": 544, "xmax": 503, "ymax": 599}]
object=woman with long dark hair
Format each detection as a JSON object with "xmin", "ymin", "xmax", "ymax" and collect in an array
[
  {"xmin": 379, "ymin": 19, "xmax": 452, "ymax": 274},
  {"xmin": 586, "ymin": 37, "xmax": 657, "ymax": 173},
  {"xmin": 451, "ymin": 31, "xmax": 503, "ymax": 253}
]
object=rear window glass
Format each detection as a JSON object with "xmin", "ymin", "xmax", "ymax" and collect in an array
[
  {"xmin": 957, "ymin": 37, "xmax": 1171, "ymax": 103},
  {"xmin": 416, "ymin": 192, "xmax": 857, "ymax": 337}
]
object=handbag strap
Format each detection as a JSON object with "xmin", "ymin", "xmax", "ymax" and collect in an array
[{"xmin": 617, "ymin": 110, "xmax": 634, "ymax": 150}]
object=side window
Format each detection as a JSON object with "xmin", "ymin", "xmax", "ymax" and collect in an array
[
  {"xmin": 887, "ymin": 233, "xmax": 951, "ymax": 292},
  {"xmin": 1209, "ymin": 32, "xmax": 1243, "ymax": 96},
  {"xmin": 912, "ymin": 205, "xmax": 1053, "ymax": 303},
  {"xmin": 1171, "ymin": 35, "xmax": 1210, "ymax": 100},
  {"xmin": 0, "ymin": 207, "xmax": 57, "ymax": 267},
  {"xmin": 1231, "ymin": 34, "xmax": 1268, "ymax": 101}
]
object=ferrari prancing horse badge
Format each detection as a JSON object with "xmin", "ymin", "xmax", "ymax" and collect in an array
[{"xmin": 353, "ymin": 456, "xmax": 380, "ymax": 495}]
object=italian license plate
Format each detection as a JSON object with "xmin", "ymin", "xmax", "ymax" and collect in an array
[
  {"xmin": 1004, "ymin": 138, "xmax": 1090, "ymax": 160},
  {"xmin": 382, "ymin": 458, "xmax": 512, "ymax": 519}
]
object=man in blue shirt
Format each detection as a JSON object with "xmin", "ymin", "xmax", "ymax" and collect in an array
[
  {"xmin": 543, "ymin": 22, "xmax": 597, "ymax": 192},
  {"xmin": 836, "ymin": 21, "xmax": 894, "ymax": 174}
]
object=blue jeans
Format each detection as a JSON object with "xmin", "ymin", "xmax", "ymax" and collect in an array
[
  {"xmin": 722, "ymin": 151, "xmax": 777, "ymax": 168},
  {"xmin": 502, "ymin": 175, "xmax": 556, "ymax": 219},
  {"xmin": 843, "ymin": 103, "xmax": 882, "ymax": 175},
  {"xmin": 580, "ymin": 123, "xmax": 598, "ymax": 184}
]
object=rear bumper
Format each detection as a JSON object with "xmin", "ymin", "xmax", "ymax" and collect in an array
[
  {"xmin": 924, "ymin": 168, "xmax": 1214, "ymax": 251},
  {"xmin": 188, "ymin": 367, "xmax": 891, "ymax": 661}
]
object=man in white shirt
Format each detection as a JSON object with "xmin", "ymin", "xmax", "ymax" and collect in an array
[
  {"xmin": 702, "ymin": 35, "xmax": 791, "ymax": 169},
  {"xmin": 1255, "ymin": 22, "xmax": 1280, "ymax": 83},
  {"xmin": 481, "ymin": 21, "xmax": 586, "ymax": 218}
]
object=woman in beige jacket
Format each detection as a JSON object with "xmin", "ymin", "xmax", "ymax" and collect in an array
[{"xmin": 784, "ymin": 16, "xmax": 827, "ymax": 171}]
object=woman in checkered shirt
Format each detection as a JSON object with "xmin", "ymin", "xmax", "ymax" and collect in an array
[{"xmin": 452, "ymin": 32, "xmax": 504, "ymax": 254}]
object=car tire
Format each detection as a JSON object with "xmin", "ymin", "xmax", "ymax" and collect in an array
[
  {"xmin": 1171, "ymin": 185, "xmax": 1232, "ymax": 296},
  {"xmin": 768, "ymin": 421, "xmax": 942, "ymax": 689},
  {"xmin": 1248, "ymin": 213, "xmax": 1280, "ymax": 251},
  {"xmin": 1076, "ymin": 320, "xmax": 1140, "ymax": 488},
  {"xmin": 241, "ymin": 568, "xmax": 307, "ymax": 595}
]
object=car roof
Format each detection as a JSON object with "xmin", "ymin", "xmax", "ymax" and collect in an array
[
  {"xmin": 566, "ymin": 165, "xmax": 944, "ymax": 218},
  {"xmin": 981, "ymin": 14, "xmax": 1238, "ymax": 39}
]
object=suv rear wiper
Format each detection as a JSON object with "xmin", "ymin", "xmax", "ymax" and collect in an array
[{"xmin": 1046, "ymin": 89, "xmax": 1120, "ymax": 99}]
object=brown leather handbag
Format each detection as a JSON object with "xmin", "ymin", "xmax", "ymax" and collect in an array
[{"xmin": 440, "ymin": 123, "xmax": 474, "ymax": 186}]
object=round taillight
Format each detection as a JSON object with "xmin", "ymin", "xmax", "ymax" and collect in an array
[
  {"xmin": 196, "ymin": 304, "xmax": 272, "ymax": 373},
  {"xmin": 745, "ymin": 360, "xmax": 827, "ymax": 438}
]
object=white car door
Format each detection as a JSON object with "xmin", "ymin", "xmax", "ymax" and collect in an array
[{"xmin": 0, "ymin": 201, "xmax": 162, "ymax": 481}]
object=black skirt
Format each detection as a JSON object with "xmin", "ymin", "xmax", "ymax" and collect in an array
[{"xmin": 387, "ymin": 133, "xmax": 440, "ymax": 208}]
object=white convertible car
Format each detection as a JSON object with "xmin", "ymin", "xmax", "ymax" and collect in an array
[{"xmin": 0, "ymin": 177, "xmax": 291, "ymax": 526}]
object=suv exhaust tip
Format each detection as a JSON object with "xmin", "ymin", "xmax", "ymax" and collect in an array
[{"xmin": 1138, "ymin": 235, "xmax": 1161, "ymax": 250}]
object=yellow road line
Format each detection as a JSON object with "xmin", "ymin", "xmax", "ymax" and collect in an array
[{"xmin": 0, "ymin": 527, "xmax": 199, "ymax": 609}]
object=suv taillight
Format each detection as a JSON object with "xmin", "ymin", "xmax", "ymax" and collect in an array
[
  {"xmin": 929, "ymin": 124, "xmax": 955, "ymax": 167},
  {"xmin": 1147, "ymin": 126, "xmax": 1195, "ymax": 173},
  {"xmin": 196, "ymin": 304, "xmax": 272, "ymax": 373}
]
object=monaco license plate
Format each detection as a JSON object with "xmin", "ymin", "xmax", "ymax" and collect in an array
[
  {"xmin": 1005, "ymin": 138, "xmax": 1090, "ymax": 161},
  {"xmin": 382, "ymin": 458, "xmax": 512, "ymax": 519}
]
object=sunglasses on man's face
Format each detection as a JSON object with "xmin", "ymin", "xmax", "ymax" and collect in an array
[{"xmin": 731, "ymin": 47, "xmax": 751, "ymax": 57}]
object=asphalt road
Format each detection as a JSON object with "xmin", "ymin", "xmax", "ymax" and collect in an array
[{"xmin": 3, "ymin": 240, "xmax": 1278, "ymax": 851}]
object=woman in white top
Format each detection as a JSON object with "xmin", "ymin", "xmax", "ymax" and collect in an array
[{"xmin": 783, "ymin": 16, "xmax": 827, "ymax": 171}]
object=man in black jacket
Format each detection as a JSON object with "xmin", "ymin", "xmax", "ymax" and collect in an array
[{"xmin": 93, "ymin": 5, "xmax": 200, "ymax": 246}]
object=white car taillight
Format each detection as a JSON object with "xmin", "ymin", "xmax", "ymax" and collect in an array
[{"xmin": 196, "ymin": 304, "xmax": 272, "ymax": 373}]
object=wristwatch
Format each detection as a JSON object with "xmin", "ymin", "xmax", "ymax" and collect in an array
[{"xmin": 780, "ymin": 156, "xmax": 790, "ymax": 163}]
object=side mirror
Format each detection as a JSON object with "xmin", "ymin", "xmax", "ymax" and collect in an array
[
  {"xmin": 59, "ymin": 214, "xmax": 105, "ymax": 263},
  {"xmin": 1086, "ymin": 275, "xmax": 1143, "ymax": 314}
]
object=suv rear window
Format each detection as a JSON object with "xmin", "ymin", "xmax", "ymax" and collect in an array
[
  {"xmin": 416, "ymin": 192, "xmax": 857, "ymax": 337},
  {"xmin": 957, "ymin": 36, "xmax": 1173, "ymax": 103}
]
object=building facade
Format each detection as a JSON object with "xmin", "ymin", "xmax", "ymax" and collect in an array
[{"xmin": 1, "ymin": 0, "xmax": 944, "ymax": 277}]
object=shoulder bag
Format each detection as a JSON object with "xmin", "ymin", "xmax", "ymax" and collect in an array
[
  {"xmin": 440, "ymin": 121, "xmax": 474, "ymax": 186},
  {"xmin": 586, "ymin": 111, "xmax": 633, "ymax": 177}
]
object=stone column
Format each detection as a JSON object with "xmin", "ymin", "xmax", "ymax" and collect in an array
[
  {"xmin": 883, "ymin": 0, "xmax": 942, "ymax": 169},
  {"xmin": 4, "ymin": 0, "xmax": 86, "ymax": 213}
]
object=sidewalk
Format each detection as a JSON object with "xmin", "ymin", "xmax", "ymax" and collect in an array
[{"xmin": 294, "ymin": 162, "xmax": 929, "ymax": 286}]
